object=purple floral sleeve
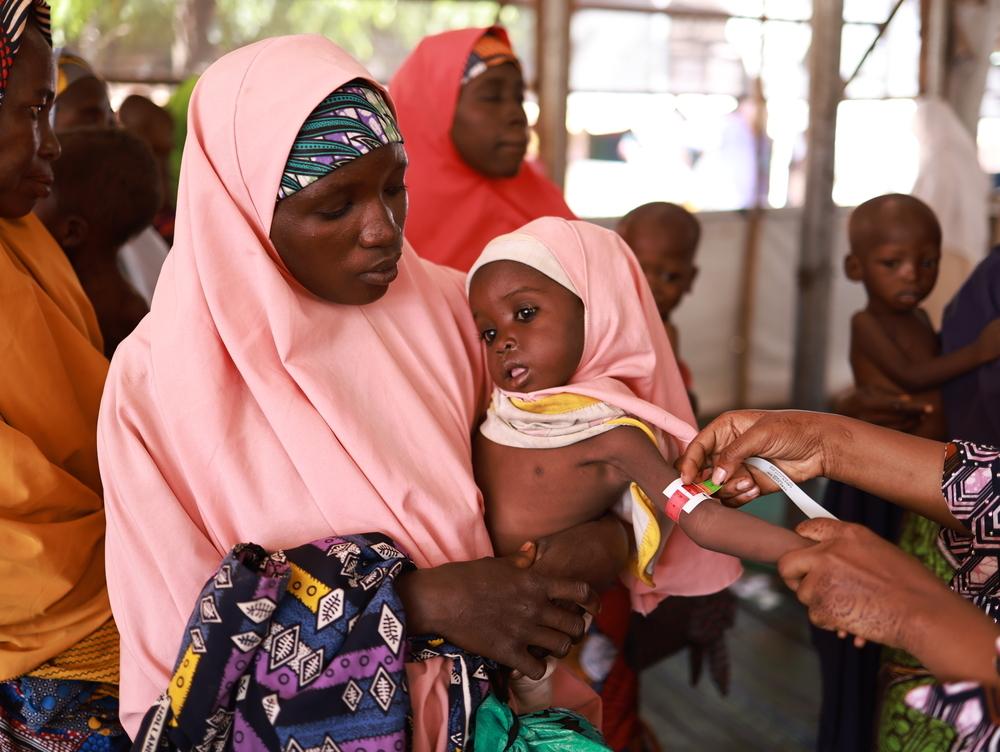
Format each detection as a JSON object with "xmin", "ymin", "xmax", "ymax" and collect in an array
[
  {"xmin": 906, "ymin": 638, "xmax": 1000, "ymax": 752},
  {"xmin": 939, "ymin": 442, "xmax": 1000, "ymax": 622}
]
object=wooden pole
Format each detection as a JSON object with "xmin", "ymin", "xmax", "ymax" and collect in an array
[
  {"xmin": 920, "ymin": 0, "xmax": 949, "ymax": 96},
  {"xmin": 735, "ymin": 77, "xmax": 768, "ymax": 407},
  {"xmin": 946, "ymin": 0, "xmax": 1000, "ymax": 136},
  {"xmin": 536, "ymin": 0, "xmax": 572, "ymax": 188},
  {"xmin": 172, "ymin": 0, "xmax": 216, "ymax": 77},
  {"xmin": 791, "ymin": 0, "xmax": 843, "ymax": 410}
]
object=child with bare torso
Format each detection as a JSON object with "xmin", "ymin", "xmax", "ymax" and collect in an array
[
  {"xmin": 846, "ymin": 194, "xmax": 1000, "ymax": 439},
  {"xmin": 467, "ymin": 220, "xmax": 808, "ymax": 596},
  {"xmin": 466, "ymin": 218, "xmax": 814, "ymax": 712},
  {"xmin": 468, "ymin": 255, "xmax": 626, "ymax": 557}
]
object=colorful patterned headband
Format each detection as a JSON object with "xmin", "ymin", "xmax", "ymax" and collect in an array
[
  {"xmin": 462, "ymin": 30, "xmax": 519, "ymax": 86},
  {"xmin": 0, "ymin": 0, "xmax": 51, "ymax": 109},
  {"xmin": 277, "ymin": 80, "xmax": 403, "ymax": 201}
]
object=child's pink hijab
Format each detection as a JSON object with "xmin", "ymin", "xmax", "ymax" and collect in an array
[
  {"xmin": 470, "ymin": 217, "xmax": 742, "ymax": 609},
  {"xmin": 97, "ymin": 36, "xmax": 503, "ymax": 746}
]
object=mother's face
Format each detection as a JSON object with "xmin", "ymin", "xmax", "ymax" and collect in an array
[
  {"xmin": 269, "ymin": 143, "xmax": 408, "ymax": 306},
  {"xmin": 0, "ymin": 25, "xmax": 59, "ymax": 219}
]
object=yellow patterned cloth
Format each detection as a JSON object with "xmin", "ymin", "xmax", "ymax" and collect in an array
[{"xmin": 28, "ymin": 620, "xmax": 119, "ymax": 685}]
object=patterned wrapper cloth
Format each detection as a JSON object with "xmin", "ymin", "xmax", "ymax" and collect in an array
[{"xmin": 132, "ymin": 534, "xmax": 493, "ymax": 752}]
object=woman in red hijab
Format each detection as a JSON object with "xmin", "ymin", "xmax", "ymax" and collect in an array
[{"xmin": 389, "ymin": 26, "xmax": 574, "ymax": 271}]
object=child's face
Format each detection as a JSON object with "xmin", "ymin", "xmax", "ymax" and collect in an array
[
  {"xmin": 847, "ymin": 225, "xmax": 940, "ymax": 312},
  {"xmin": 629, "ymin": 232, "xmax": 697, "ymax": 321},
  {"xmin": 469, "ymin": 260, "xmax": 585, "ymax": 392},
  {"xmin": 269, "ymin": 144, "xmax": 408, "ymax": 305}
]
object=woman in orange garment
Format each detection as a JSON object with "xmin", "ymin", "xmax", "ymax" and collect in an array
[
  {"xmin": 389, "ymin": 26, "xmax": 574, "ymax": 272},
  {"xmin": 0, "ymin": 1, "xmax": 125, "ymax": 748}
]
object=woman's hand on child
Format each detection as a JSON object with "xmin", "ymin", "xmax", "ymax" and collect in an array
[
  {"xmin": 677, "ymin": 410, "xmax": 837, "ymax": 505},
  {"xmin": 398, "ymin": 552, "xmax": 597, "ymax": 680},
  {"xmin": 531, "ymin": 515, "xmax": 631, "ymax": 589}
]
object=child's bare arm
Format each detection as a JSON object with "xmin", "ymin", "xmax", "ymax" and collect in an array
[
  {"xmin": 597, "ymin": 427, "xmax": 811, "ymax": 563},
  {"xmin": 852, "ymin": 313, "xmax": 1000, "ymax": 391}
]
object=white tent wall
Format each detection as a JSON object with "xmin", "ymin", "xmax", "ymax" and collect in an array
[{"xmin": 594, "ymin": 207, "xmax": 863, "ymax": 417}]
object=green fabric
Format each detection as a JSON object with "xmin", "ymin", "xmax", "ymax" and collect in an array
[
  {"xmin": 473, "ymin": 695, "xmax": 611, "ymax": 751},
  {"xmin": 875, "ymin": 513, "xmax": 956, "ymax": 751},
  {"xmin": 877, "ymin": 676, "xmax": 956, "ymax": 751},
  {"xmin": 165, "ymin": 75, "xmax": 198, "ymax": 204}
]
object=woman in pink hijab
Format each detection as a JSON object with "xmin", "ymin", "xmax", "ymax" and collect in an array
[{"xmin": 97, "ymin": 35, "xmax": 621, "ymax": 750}]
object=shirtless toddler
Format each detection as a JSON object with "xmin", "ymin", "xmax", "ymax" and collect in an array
[{"xmin": 846, "ymin": 194, "xmax": 1000, "ymax": 439}]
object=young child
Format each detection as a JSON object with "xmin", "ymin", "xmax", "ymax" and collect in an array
[
  {"xmin": 846, "ymin": 194, "xmax": 1000, "ymax": 439},
  {"xmin": 34, "ymin": 128, "xmax": 161, "ymax": 356},
  {"xmin": 617, "ymin": 202, "xmax": 699, "ymax": 366},
  {"xmin": 467, "ymin": 217, "xmax": 811, "ymax": 711}
]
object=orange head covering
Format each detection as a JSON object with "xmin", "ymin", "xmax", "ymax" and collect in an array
[
  {"xmin": 468, "ymin": 218, "xmax": 742, "ymax": 609},
  {"xmin": 96, "ymin": 34, "xmax": 601, "ymax": 743},
  {"xmin": 461, "ymin": 28, "xmax": 518, "ymax": 84},
  {"xmin": 390, "ymin": 27, "xmax": 575, "ymax": 272}
]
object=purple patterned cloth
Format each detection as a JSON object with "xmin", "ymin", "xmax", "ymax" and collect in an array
[
  {"xmin": 904, "ymin": 441, "xmax": 1000, "ymax": 749},
  {"xmin": 939, "ymin": 442, "xmax": 1000, "ymax": 621},
  {"xmin": 130, "ymin": 533, "xmax": 490, "ymax": 752},
  {"xmin": 906, "ymin": 668, "xmax": 1000, "ymax": 751}
]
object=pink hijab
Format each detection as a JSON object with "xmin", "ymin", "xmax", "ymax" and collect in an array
[
  {"xmin": 469, "ymin": 218, "xmax": 742, "ymax": 610},
  {"xmin": 96, "ymin": 35, "xmax": 592, "ymax": 746}
]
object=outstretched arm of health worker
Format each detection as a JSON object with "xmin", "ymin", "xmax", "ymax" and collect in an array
[
  {"xmin": 779, "ymin": 518, "xmax": 1000, "ymax": 686},
  {"xmin": 676, "ymin": 410, "xmax": 964, "ymax": 533}
]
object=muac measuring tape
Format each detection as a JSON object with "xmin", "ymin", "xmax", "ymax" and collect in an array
[{"xmin": 662, "ymin": 457, "xmax": 837, "ymax": 522}]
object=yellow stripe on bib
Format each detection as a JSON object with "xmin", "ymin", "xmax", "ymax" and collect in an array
[{"xmin": 509, "ymin": 393, "xmax": 601, "ymax": 414}]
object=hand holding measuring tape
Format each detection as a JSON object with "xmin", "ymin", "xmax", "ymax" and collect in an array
[
  {"xmin": 676, "ymin": 409, "xmax": 838, "ymax": 508},
  {"xmin": 663, "ymin": 458, "xmax": 836, "ymax": 522}
]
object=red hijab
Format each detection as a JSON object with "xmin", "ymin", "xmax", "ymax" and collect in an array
[{"xmin": 390, "ymin": 27, "xmax": 575, "ymax": 271}]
